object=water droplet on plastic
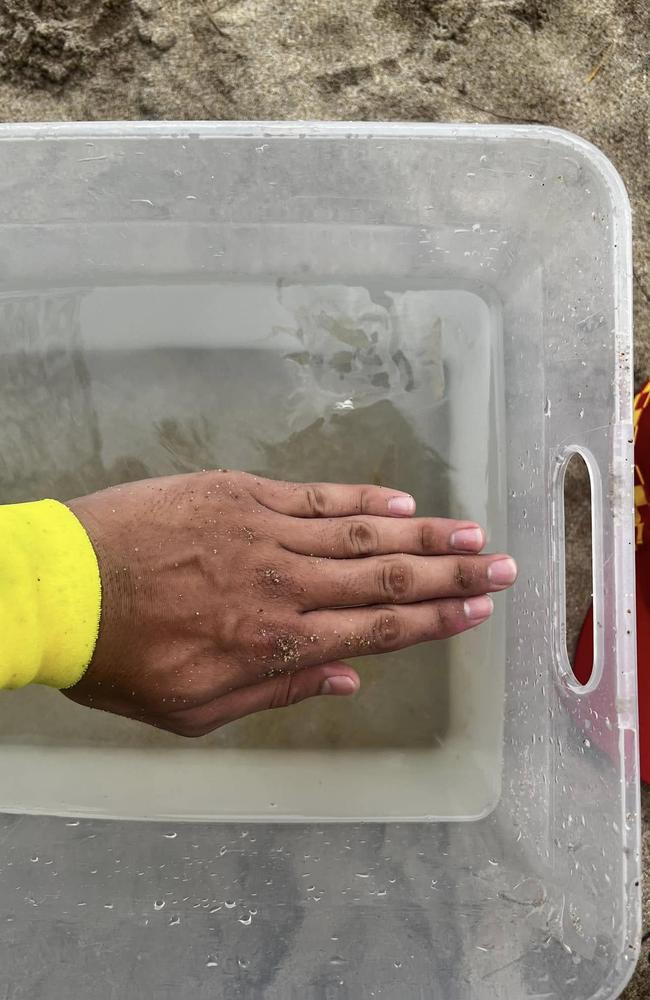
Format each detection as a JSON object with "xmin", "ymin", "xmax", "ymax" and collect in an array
[
  {"xmin": 163, "ymin": 832, "xmax": 177, "ymax": 840},
  {"xmin": 206, "ymin": 956, "xmax": 219, "ymax": 968},
  {"xmin": 168, "ymin": 914, "xmax": 180, "ymax": 926},
  {"xmin": 154, "ymin": 899, "xmax": 165, "ymax": 911},
  {"xmin": 224, "ymin": 899, "xmax": 236, "ymax": 909}
]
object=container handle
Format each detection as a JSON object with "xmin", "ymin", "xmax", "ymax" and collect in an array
[{"xmin": 552, "ymin": 445, "xmax": 604, "ymax": 694}]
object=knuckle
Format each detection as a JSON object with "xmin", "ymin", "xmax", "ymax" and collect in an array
[
  {"xmin": 453, "ymin": 558, "xmax": 476, "ymax": 593},
  {"xmin": 304, "ymin": 485, "xmax": 327, "ymax": 517},
  {"xmin": 380, "ymin": 557, "xmax": 412, "ymax": 602},
  {"xmin": 268, "ymin": 673, "xmax": 305, "ymax": 710},
  {"xmin": 272, "ymin": 633, "xmax": 303, "ymax": 669},
  {"xmin": 345, "ymin": 519, "xmax": 378, "ymax": 556},
  {"xmin": 213, "ymin": 468, "xmax": 246, "ymax": 498},
  {"xmin": 268, "ymin": 674, "xmax": 292, "ymax": 709},
  {"xmin": 256, "ymin": 563, "xmax": 293, "ymax": 598},
  {"xmin": 372, "ymin": 610, "xmax": 404, "ymax": 650},
  {"xmin": 431, "ymin": 602, "xmax": 456, "ymax": 638},
  {"xmin": 419, "ymin": 521, "xmax": 439, "ymax": 553},
  {"xmin": 357, "ymin": 486, "xmax": 373, "ymax": 513},
  {"xmin": 253, "ymin": 626, "xmax": 304, "ymax": 669}
]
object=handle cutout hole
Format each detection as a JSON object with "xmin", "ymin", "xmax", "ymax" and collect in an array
[
  {"xmin": 564, "ymin": 452, "xmax": 593, "ymax": 674},
  {"xmin": 559, "ymin": 449, "xmax": 601, "ymax": 690}
]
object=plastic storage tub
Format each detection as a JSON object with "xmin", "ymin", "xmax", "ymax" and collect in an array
[{"xmin": 0, "ymin": 122, "xmax": 640, "ymax": 999}]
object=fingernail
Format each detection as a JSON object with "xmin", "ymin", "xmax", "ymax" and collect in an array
[
  {"xmin": 387, "ymin": 495, "xmax": 416, "ymax": 516},
  {"xmin": 450, "ymin": 526, "xmax": 484, "ymax": 551},
  {"xmin": 487, "ymin": 557, "xmax": 518, "ymax": 587},
  {"xmin": 320, "ymin": 676, "xmax": 359, "ymax": 696},
  {"xmin": 464, "ymin": 595, "xmax": 494, "ymax": 621}
]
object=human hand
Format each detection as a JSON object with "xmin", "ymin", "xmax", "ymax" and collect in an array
[{"xmin": 65, "ymin": 472, "xmax": 517, "ymax": 737}]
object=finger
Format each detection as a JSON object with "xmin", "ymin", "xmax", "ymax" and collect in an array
[
  {"xmin": 300, "ymin": 553, "xmax": 518, "ymax": 610},
  {"xmin": 248, "ymin": 476, "xmax": 417, "ymax": 518},
  {"xmin": 278, "ymin": 514, "xmax": 485, "ymax": 558},
  {"xmin": 159, "ymin": 662, "xmax": 361, "ymax": 738},
  {"xmin": 299, "ymin": 595, "xmax": 494, "ymax": 664}
]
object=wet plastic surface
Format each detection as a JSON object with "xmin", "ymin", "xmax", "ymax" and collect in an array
[{"xmin": 0, "ymin": 122, "xmax": 639, "ymax": 999}]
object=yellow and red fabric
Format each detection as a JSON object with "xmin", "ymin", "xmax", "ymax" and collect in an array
[{"xmin": 633, "ymin": 382, "xmax": 650, "ymax": 547}]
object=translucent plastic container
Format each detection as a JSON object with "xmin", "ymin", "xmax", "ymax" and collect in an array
[{"xmin": 0, "ymin": 122, "xmax": 639, "ymax": 999}]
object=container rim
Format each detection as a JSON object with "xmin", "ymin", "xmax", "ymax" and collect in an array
[
  {"xmin": 0, "ymin": 119, "xmax": 633, "ymax": 422},
  {"xmin": 0, "ymin": 118, "xmax": 632, "ymax": 214}
]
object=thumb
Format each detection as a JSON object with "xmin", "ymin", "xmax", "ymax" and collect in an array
[
  {"xmin": 166, "ymin": 662, "xmax": 361, "ymax": 737},
  {"xmin": 264, "ymin": 662, "xmax": 361, "ymax": 708}
]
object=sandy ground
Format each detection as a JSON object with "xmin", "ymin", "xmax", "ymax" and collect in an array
[{"xmin": 0, "ymin": 0, "xmax": 648, "ymax": 994}]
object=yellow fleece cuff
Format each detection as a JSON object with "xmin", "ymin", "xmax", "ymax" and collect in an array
[{"xmin": 0, "ymin": 500, "xmax": 101, "ymax": 689}]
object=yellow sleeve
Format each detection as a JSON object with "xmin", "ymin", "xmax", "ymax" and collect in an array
[{"xmin": 0, "ymin": 500, "xmax": 101, "ymax": 689}]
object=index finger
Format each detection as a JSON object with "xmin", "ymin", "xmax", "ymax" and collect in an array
[{"xmin": 248, "ymin": 477, "xmax": 417, "ymax": 518}]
